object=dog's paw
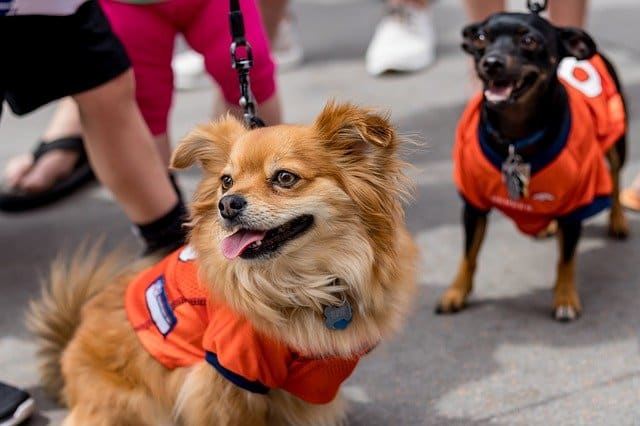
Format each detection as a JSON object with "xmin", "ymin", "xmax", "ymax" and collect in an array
[
  {"xmin": 608, "ymin": 221, "xmax": 629, "ymax": 240},
  {"xmin": 552, "ymin": 291, "xmax": 581, "ymax": 322},
  {"xmin": 553, "ymin": 305, "xmax": 580, "ymax": 322},
  {"xmin": 553, "ymin": 272, "xmax": 582, "ymax": 322},
  {"xmin": 435, "ymin": 289, "xmax": 468, "ymax": 314}
]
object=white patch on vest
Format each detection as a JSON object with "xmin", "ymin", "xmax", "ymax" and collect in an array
[
  {"xmin": 145, "ymin": 277, "xmax": 177, "ymax": 336},
  {"xmin": 531, "ymin": 192, "xmax": 555, "ymax": 202},
  {"xmin": 558, "ymin": 57, "xmax": 603, "ymax": 98},
  {"xmin": 179, "ymin": 245, "xmax": 197, "ymax": 262},
  {"xmin": 489, "ymin": 195, "xmax": 534, "ymax": 211}
]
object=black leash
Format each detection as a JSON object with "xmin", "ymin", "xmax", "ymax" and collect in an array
[
  {"xmin": 526, "ymin": 0, "xmax": 548, "ymax": 14},
  {"xmin": 229, "ymin": 0, "xmax": 265, "ymax": 129}
]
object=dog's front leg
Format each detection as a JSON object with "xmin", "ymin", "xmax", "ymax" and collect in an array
[
  {"xmin": 553, "ymin": 220, "xmax": 582, "ymax": 321},
  {"xmin": 174, "ymin": 363, "xmax": 269, "ymax": 426},
  {"xmin": 436, "ymin": 203, "xmax": 488, "ymax": 314}
]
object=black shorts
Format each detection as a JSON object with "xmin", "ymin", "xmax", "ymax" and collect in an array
[{"xmin": 0, "ymin": 0, "xmax": 131, "ymax": 116}]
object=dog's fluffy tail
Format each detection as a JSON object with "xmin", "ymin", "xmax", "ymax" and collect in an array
[{"xmin": 26, "ymin": 242, "xmax": 129, "ymax": 402}]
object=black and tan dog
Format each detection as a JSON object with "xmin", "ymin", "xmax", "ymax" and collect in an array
[{"xmin": 436, "ymin": 12, "xmax": 629, "ymax": 321}]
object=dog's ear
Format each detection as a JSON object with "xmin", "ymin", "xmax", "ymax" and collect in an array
[
  {"xmin": 314, "ymin": 102, "xmax": 410, "ymax": 250},
  {"xmin": 313, "ymin": 101, "xmax": 409, "ymax": 201},
  {"xmin": 314, "ymin": 101, "xmax": 397, "ymax": 166},
  {"xmin": 461, "ymin": 23, "xmax": 484, "ymax": 55},
  {"xmin": 558, "ymin": 27, "xmax": 597, "ymax": 60},
  {"xmin": 170, "ymin": 115, "xmax": 245, "ymax": 172}
]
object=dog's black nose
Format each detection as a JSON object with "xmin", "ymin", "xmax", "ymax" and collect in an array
[
  {"xmin": 218, "ymin": 194, "xmax": 247, "ymax": 220},
  {"xmin": 480, "ymin": 54, "xmax": 506, "ymax": 76}
]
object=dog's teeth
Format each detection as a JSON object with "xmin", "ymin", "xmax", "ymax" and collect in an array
[{"xmin": 247, "ymin": 240, "xmax": 263, "ymax": 249}]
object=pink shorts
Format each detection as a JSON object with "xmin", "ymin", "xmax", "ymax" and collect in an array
[{"xmin": 99, "ymin": 0, "xmax": 276, "ymax": 136}]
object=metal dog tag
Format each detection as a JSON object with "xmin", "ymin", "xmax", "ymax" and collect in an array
[
  {"xmin": 502, "ymin": 145, "xmax": 531, "ymax": 200},
  {"xmin": 323, "ymin": 301, "xmax": 352, "ymax": 330}
]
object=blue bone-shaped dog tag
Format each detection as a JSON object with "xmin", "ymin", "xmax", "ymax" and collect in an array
[{"xmin": 323, "ymin": 302, "xmax": 352, "ymax": 330}]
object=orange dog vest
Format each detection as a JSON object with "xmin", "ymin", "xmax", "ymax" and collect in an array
[
  {"xmin": 125, "ymin": 246, "xmax": 361, "ymax": 404},
  {"xmin": 453, "ymin": 54, "xmax": 625, "ymax": 235}
]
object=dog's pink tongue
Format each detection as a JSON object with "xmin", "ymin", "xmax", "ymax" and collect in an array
[
  {"xmin": 485, "ymin": 85, "xmax": 513, "ymax": 103},
  {"xmin": 221, "ymin": 230, "xmax": 266, "ymax": 259}
]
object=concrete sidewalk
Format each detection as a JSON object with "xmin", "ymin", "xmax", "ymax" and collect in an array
[{"xmin": 1, "ymin": 0, "xmax": 640, "ymax": 424}]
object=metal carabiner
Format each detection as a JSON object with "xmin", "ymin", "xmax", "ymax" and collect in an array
[
  {"xmin": 230, "ymin": 40, "xmax": 253, "ymax": 71},
  {"xmin": 526, "ymin": 0, "xmax": 548, "ymax": 14},
  {"xmin": 228, "ymin": 0, "xmax": 265, "ymax": 129}
]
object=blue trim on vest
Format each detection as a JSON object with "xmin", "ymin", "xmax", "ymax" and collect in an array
[
  {"xmin": 478, "ymin": 108, "xmax": 572, "ymax": 175},
  {"xmin": 205, "ymin": 351, "xmax": 270, "ymax": 394},
  {"xmin": 558, "ymin": 195, "xmax": 612, "ymax": 223}
]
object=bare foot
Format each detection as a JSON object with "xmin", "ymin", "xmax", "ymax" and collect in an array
[
  {"xmin": 3, "ymin": 153, "xmax": 33, "ymax": 188},
  {"xmin": 3, "ymin": 148, "xmax": 79, "ymax": 193}
]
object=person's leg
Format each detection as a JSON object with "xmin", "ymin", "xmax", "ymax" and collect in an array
[
  {"xmin": 549, "ymin": 0, "xmax": 588, "ymax": 27},
  {"xmin": 185, "ymin": 0, "xmax": 282, "ymax": 125},
  {"xmin": 99, "ymin": 0, "xmax": 176, "ymax": 165},
  {"xmin": 3, "ymin": 98, "xmax": 81, "ymax": 192},
  {"xmin": 365, "ymin": 0, "xmax": 436, "ymax": 76},
  {"xmin": 3, "ymin": 0, "xmax": 179, "ymax": 210},
  {"xmin": 463, "ymin": 0, "xmax": 587, "ymax": 27},
  {"xmin": 257, "ymin": 0, "xmax": 302, "ymax": 70},
  {"xmin": 0, "ymin": 4, "xmax": 121, "ymax": 212},
  {"xmin": 258, "ymin": 0, "xmax": 288, "ymax": 43},
  {"xmin": 463, "ymin": 0, "xmax": 504, "ymax": 22},
  {"xmin": 73, "ymin": 70, "xmax": 178, "ymax": 224}
]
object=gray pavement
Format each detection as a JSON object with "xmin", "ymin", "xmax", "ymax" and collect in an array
[{"xmin": 2, "ymin": 0, "xmax": 640, "ymax": 424}]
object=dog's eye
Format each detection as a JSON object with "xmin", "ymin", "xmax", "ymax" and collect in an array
[
  {"xmin": 272, "ymin": 170, "xmax": 300, "ymax": 188},
  {"xmin": 521, "ymin": 35, "xmax": 538, "ymax": 50},
  {"xmin": 473, "ymin": 31, "xmax": 488, "ymax": 48},
  {"xmin": 220, "ymin": 175, "xmax": 233, "ymax": 191}
]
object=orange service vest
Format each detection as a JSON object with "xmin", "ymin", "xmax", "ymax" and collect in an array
[
  {"xmin": 125, "ymin": 246, "xmax": 361, "ymax": 404},
  {"xmin": 453, "ymin": 54, "xmax": 625, "ymax": 235}
]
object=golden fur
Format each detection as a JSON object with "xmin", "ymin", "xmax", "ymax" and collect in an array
[{"xmin": 27, "ymin": 102, "xmax": 418, "ymax": 426}]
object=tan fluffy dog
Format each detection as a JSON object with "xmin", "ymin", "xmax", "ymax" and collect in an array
[{"xmin": 27, "ymin": 102, "xmax": 418, "ymax": 426}]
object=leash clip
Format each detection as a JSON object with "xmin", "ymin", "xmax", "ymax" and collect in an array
[
  {"xmin": 229, "ymin": 0, "xmax": 265, "ymax": 129},
  {"xmin": 526, "ymin": 0, "xmax": 547, "ymax": 14}
]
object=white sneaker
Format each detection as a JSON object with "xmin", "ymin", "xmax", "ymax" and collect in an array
[
  {"xmin": 172, "ymin": 50, "xmax": 209, "ymax": 91},
  {"xmin": 365, "ymin": 4, "xmax": 436, "ymax": 76},
  {"xmin": 272, "ymin": 15, "xmax": 303, "ymax": 72}
]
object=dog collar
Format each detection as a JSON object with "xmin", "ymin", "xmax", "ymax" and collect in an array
[
  {"xmin": 479, "ymin": 107, "xmax": 571, "ymax": 175},
  {"xmin": 483, "ymin": 120, "xmax": 546, "ymax": 152}
]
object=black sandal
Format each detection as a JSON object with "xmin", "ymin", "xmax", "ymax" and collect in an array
[{"xmin": 0, "ymin": 136, "xmax": 95, "ymax": 212}]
